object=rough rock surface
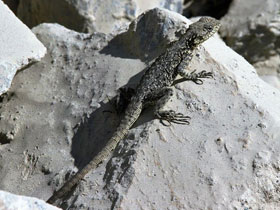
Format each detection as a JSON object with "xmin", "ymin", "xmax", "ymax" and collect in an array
[
  {"xmin": 220, "ymin": 0, "xmax": 280, "ymax": 88},
  {"xmin": 17, "ymin": 0, "xmax": 183, "ymax": 34},
  {"xmin": 0, "ymin": 1, "xmax": 46, "ymax": 96},
  {"xmin": 0, "ymin": 190, "xmax": 61, "ymax": 210},
  {"xmin": 0, "ymin": 8, "xmax": 280, "ymax": 210}
]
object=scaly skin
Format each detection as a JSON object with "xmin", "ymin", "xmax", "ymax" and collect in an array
[{"xmin": 47, "ymin": 16, "xmax": 220, "ymax": 205}]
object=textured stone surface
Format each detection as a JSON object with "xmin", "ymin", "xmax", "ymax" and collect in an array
[
  {"xmin": 0, "ymin": 8, "xmax": 280, "ymax": 210},
  {"xmin": 120, "ymin": 32, "xmax": 280, "ymax": 210},
  {"xmin": 17, "ymin": 0, "xmax": 184, "ymax": 34},
  {"xmin": 0, "ymin": 190, "xmax": 60, "ymax": 210},
  {"xmin": 0, "ymin": 1, "xmax": 46, "ymax": 96},
  {"xmin": 220, "ymin": 0, "xmax": 280, "ymax": 88}
]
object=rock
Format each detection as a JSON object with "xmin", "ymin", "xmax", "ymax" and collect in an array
[
  {"xmin": 0, "ymin": 7, "xmax": 280, "ymax": 210},
  {"xmin": 113, "ymin": 7, "xmax": 189, "ymax": 61},
  {"xmin": 17, "ymin": 0, "xmax": 184, "ymax": 34},
  {"xmin": 260, "ymin": 75, "xmax": 280, "ymax": 90},
  {"xmin": 0, "ymin": 190, "xmax": 61, "ymax": 210},
  {"xmin": 0, "ymin": 1, "xmax": 46, "ymax": 96},
  {"xmin": 220, "ymin": 0, "xmax": 280, "ymax": 88}
]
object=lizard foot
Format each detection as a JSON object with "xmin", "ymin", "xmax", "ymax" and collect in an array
[
  {"xmin": 185, "ymin": 70, "xmax": 213, "ymax": 85},
  {"xmin": 156, "ymin": 110, "xmax": 191, "ymax": 126}
]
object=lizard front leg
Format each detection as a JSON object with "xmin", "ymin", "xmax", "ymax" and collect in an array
[
  {"xmin": 177, "ymin": 58, "xmax": 213, "ymax": 85},
  {"xmin": 146, "ymin": 88, "xmax": 190, "ymax": 126}
]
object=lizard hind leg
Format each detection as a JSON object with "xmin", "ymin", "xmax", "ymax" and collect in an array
[{"xmin": 151, "ymin": 88, "xmax": 191, "ymax": 126}]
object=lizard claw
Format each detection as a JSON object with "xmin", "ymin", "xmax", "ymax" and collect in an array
[
  {"xmin": 197, "ymin": 70, "xmax": 213, "ymax": 78},
  {"xmin": 186, "ymin": 70, "xmax": 213, "ymax": 85},
  {"xmin": 156, "ymin": 110, "xmax": 191, "ymax": 126}
]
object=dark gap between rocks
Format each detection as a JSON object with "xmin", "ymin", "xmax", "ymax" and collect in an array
[
  {"xmin": 183, "ymin": 0, "xmax": 232, "ymax": 19},
  {"xmin": 0, "ymin": 132, "xmax": 11, "ymax": 144}
]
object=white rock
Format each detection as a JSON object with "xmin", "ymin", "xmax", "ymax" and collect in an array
[
  {"xmin": 220, "ymin": 0, "xmax": 280, "ymax": 89},
  {"xmin": 0, "ymin": 8, "xmax": 280, "ymax": 210},
  {"xmin": 0, "ymin": 1, "xmax": 46, "ymax": 95},
  {"xmin": 260, "ymin": 75, "xmax": 280, "ymax": 90},
  {"xmin": 119, "ymin": 18, "xmax": 280, "ymax": 210},
  {"xmin": 17, "ymin": 0, "xmax": 184, "ymax": 34},
  {"xmin": 0, "ymin": 190, "xmax": 60, "ymax": 210}
]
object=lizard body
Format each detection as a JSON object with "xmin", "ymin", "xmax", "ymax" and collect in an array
[{"xmin": 47, "ymin": 16, "xmax": 220, "ymax": 204}]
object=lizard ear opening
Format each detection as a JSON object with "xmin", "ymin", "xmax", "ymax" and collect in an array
[
  {"xmin": 175, "ymin": 28, "xmax": 187, "ymax": 37},
  {"xmin": 192, "ymin": 34, "xmax": 197, "ymax": 40}
]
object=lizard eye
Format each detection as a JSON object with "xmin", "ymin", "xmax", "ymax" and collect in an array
[{"xmin": 204, "ymin": 25, "xmax": 213, "ymax": 31}]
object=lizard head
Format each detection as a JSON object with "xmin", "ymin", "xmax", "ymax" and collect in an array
[{"xmin": 186, "ymin": 16, "xmax": 221, "ymax": 47}]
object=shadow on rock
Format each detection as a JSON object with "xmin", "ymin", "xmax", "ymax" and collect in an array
[
  {"xmin": 70, "ymin": 99, "xmax": 119, "ymax": 169},
  {"xmin": 70, "ymin": 84, "xmax": 154, "ymax": 170}
]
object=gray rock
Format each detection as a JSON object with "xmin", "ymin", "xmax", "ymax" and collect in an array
[
  {"xmin": 113, "ymin": 8, "xmax": 189, "ymax": 61},
  {"xmin": 17, "ymin": 0, "xmax": 184, "ymax": 34},
  {"xmin": 0, "ymin": 190, "xmax": 61, "ymax": 210},
  {"xmin": 0, "ymin": 7, "xmax": 280, "ymax": 210},
  {"xmin": 220, "ymin": 0, "xmax": 280, "ymax": 87},
  {"xmin": 0, "ymin": 1, "xmax": 46, "ymax": 96}
]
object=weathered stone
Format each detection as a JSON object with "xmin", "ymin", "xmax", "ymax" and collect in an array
[
  {"xmin": 17, "ymin": 0, "xmax": 183, "ymax": 34},
  {"xmin": 113, "ymin": 8, "xmax": 189, "ymax": 61},
  {"xmin": 0, "ymin": 1, "xmax": 46, "ymax": 96},
  {"xmin": 0, "ymin": 8, "xmax": 280, "ymax": 210},
  {"xmin": 220, "ymin": 0, "xmax": 280, "ymax": 88},
  {"xmin": 0, "ymin": 190, "xmax": 61, "ymax": 210}
]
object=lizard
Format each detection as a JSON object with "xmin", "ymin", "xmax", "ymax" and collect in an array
[{"xmin": 47, "ymin": 16, "xmax": 221, "ymax": 205}]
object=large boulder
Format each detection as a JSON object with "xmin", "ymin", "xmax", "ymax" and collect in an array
[
  {"xmin": 0, "ymin": 8, "xmax": 279, "ymax": 210},
  {"xmin": 0, "ymin": 190, "xmax": 60, "ymax": 210},
  {"xmin": 220, "ymin": 0, "xmax": 280, "ymax": 89},
  {"xmin": 17, "ymin": 0, "xmax": 184, "ymax": 34},
  {"xmin": 0, "ymin": 1, "xmax": 46, "ymax": 96}
]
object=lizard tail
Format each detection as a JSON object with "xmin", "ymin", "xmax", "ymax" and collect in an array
[{"xmin": 47, "ymin": 101, "xmax": 143, "ymax": 204}]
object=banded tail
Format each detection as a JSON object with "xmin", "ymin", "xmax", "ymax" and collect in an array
[{"xmin": 47, "ymin": 102, "xmax": 143, "ymax": 204}]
